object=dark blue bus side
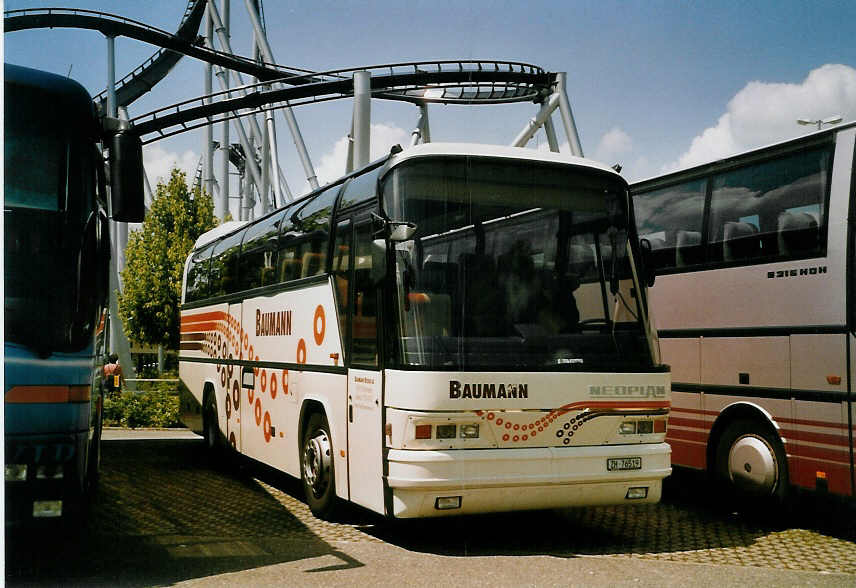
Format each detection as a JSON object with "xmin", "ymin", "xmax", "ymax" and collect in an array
[{"xmin": 4, "ymin": 64, "xmax": 110, "ymax": 525}]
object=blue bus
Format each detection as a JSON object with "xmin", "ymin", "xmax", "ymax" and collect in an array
[{"xmin": 4, "ymin": 63, "xmax": 144, "ymax": 525}]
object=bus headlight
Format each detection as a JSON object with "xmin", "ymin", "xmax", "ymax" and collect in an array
[
  {"xmin": 460, "ymin": 424, "xmax": 480, "ymax": 439},
  {"xmin": 619, "ymin": 421, "xmax": 637, "ymax": 435}
]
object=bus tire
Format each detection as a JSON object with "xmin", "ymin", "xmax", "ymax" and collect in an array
[
  {"xmin": 202, "ymin": 390, "xmax": 221, "ymax": 454},
  {"xmin": 86, "ymin": 398, "xmax": 103, "ymax": 490},
  {"xmin": 301, "ymin": 412, "xmax": 337, "ymax": 519},
  {"xmin": 715, "ymin": 418, "xmax": 789, "ymax": 504}
]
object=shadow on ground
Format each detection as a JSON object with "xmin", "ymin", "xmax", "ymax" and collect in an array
[{"xmin": 6, "ymin": 438, "xmax": 363, "ymax": 587}]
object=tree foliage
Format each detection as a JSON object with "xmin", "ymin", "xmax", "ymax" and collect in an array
[{"xmin": 119, "ymin": 168, "xmax": 216, "ymax": 348}]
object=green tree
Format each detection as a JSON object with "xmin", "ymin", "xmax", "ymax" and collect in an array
[{"xmin": 119, "ymin": 168, "xmax": 216, "ymax": 348}]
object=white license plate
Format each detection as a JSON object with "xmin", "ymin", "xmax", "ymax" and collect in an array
[{"xmin": 607, "ymin": 457, "xmax": 642, "ymax": 471}]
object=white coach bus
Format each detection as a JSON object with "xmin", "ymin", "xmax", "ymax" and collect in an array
[
  {"xmin": 179, "ymin": 143, "xmax": 671, "ymax": 519},
  {"xmin": 631, "ymin": 122, "xmax": 856, "ymax": 501}
]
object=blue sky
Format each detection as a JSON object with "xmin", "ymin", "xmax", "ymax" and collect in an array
[{"xmin": 5, "ymin": 0, "xmax": 855, "ymax": 217}]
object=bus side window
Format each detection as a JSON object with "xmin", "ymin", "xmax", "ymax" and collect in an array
[
  {"xmin": 279, "ymin": 186, "xmax": 339, "ymax": 281},
  {"xmin": 186, "ymin": 243, "xmax": 214, "ymax": 302},
  {"xmin": 238, "ymin": 211, "xmax": 283, "ymax": 291},
  {"xmin": 632, "ymin": 178, "xmax": 706, "ymax": 272},
  {"xmin": 707, "ymin": 146, "xmax": 830, "ymax": 264},
  {"xmin": 210, "ymin": 229, "xmax": 245, "ymax": 297}
]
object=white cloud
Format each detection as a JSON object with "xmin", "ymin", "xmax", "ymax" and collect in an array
[
  {"xmin": 667, "ymin": 64, "xmax": 856, "ymax": 172},
  {"xmin": 307, "ymin": 123, "xmax": 410, "ymax": 192},
  {"xmin": 143, "ymin": 144, "xmax": 199, "ymax": 188},
  {"xmin": 593, "ymin": 127, "xmax": 633, "ymax": 165}
]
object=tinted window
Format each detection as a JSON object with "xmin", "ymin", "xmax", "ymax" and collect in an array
[
  {"xmin": 185, "ymin": 243, "xmax": 215, "ymax": 303},
  {"xmin": 238, "ymin": 211, "xmax": 285, "ymax": 291},
  {"xmin": 351, "ymin": 222, "xmax": 378, "ymax": 367},
  {"xmin": 338, "ymin": 166, "xmax": 381, "ymax": 210},
  {"xmin": 210, "ymin": 229, "xmax": 245, "ymax": 297},
  {"xmin": 708, "ymin": 146, "xmax": 830, "ymax": 264},
  {"xmin": 279, "ymin": 186, "xmax": 339, "ymax": 281},
  {"xmin": 332, "ymin": 220, "xmax": 352, "ymax": 360},
  {"xmin": 633, "ymin": 178, "xmax": 707, "ymax": 270}
]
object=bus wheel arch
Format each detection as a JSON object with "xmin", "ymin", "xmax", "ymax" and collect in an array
[
  {"xmin": 708, "ymin": 403, "xmax": 789, "ymax": 502},
  {"xmin": 299, "ymin": 403, "xmax": 338, "ymax": 519},
  {"xmin": 202, "ymin": 383, "xmax": 221, "ymax": 452}
]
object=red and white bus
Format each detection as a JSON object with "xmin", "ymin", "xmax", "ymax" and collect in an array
[
  {"xmin": 631, "ymin": 122, "xmax": 856, "ymax": 501},
  {"xmin": 179, "ymin": 143, "xmax": 671, "ymax": 519}
]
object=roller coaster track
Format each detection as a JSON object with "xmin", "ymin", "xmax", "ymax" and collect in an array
[
  {"xmin": 5, "ymin": 8, "xmax": 555, "ymax": 143},
  {"xmin": 4, "ymin": 7, "xmax": 317, "ymax": 87},
  {"xmin": 89, "ymin": 0, "xmax": 206, "ymax": 110},
  {"xmin": 131, "ymin": 61, "xmax": 554, "ymax": 143}
]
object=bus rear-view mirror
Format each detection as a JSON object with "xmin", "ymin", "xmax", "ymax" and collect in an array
[{"xmin": 109, "ymin": 130, "xmax": 146, "ymax": 223}]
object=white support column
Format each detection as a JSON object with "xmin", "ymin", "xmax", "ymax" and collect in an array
[
  {"xmin": 410, "ymin": 103, "xmax": 431, "ymax": 146},
  {"xmin": 106, "ymin": 36, "xmax": 117, "ymax": 118},
  {"xmin": 419, "ymin": 103, "xmax": 431, "ymax": 143},
  {"xmin": 212, "ymin": 65, "xmax": 266, "ymax": 195},
  {"xmin": 267, "ymin": 112, "xmax": 289, "ymax": 203},
  {"xmin": 556, "ymin": 72, "xmax": 584, "ymax": 157},
  {"xmin": 207, "ymin": 0, "xmax": 290, "ymax": 205},
  {"xmin": 244, "ymin": 0, "xmax": 319, "ymax": 190},
  {"xmin": 346, "ymin": 121, "xmax": 355, "ymax": 175},
  {"xmin": 217, "ymin": 0, "xmax": 231, "ymax": 220},
  {"xmin": 204, "ymin": 6, "xmax": 215, "ymax": 199},
  {"xmin": 512, "ymin": 92, "xmax": 560, "ymax": 148},
  {"xmin": 260, "ymin": 118, "xmax": 270, "ymax": 214},
  {"xmin": 543, "ymin": 116, "xmax": 560, "ymax": 153},
  {"xmin": 352, "ymin": 71, "xmax": 371, "ymax": 169}
]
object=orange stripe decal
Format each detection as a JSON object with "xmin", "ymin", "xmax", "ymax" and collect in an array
[{"xmin": 6, "ymin": 385, "xmax": 91, "ymax": 404}]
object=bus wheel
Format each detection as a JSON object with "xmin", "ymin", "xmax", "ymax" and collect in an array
[
  {"xmin": 301, "ymin": 412, "xmax": 337, "ymax": 519},
  {"xmin": 203, "ymin": 393, "xmax": 220, "ymax": 453},
  {"xmin": 86, "ymin": 397, "xmax": 104, "ymax": 490},
  {"xmin": 715, "ymin": 418, "xmax": 789, "ymax": 502}
]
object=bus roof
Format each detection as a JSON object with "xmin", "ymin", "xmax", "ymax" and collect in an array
[
  {"xmin": 189, "ymin": 143, "xmax": 627, "ymax": 252},
  {"xmin": 4, "ymin": 63, "xmax": 95, "ymax": 124},
  {"xmin": 192, "ymin": 221, "xmax": 248, "ymax": 251},
  {"xmin": 632, "ymin": 120, "xmax": 856, "ymax": 188},
  {"xmin": 384, "ymin": 142, "xmax": 622, "ymax": 178}
]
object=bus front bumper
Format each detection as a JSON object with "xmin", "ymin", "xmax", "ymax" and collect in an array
[{"xmin": 386, "ymin": 442, "xmax": 671, "ymax": 518}]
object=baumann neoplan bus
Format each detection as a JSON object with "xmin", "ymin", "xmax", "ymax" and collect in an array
[
  {"xmin": 632, "ymin": 121, "xmax": 856, "ymax": 501},
  {"xmin": 179, "ymin": 143, "xmax": 671, "ymax": 519}
]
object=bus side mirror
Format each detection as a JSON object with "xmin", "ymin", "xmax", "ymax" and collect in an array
[
  {"xmin": 371, "ymin": 239, "xmax": 387, "ymax": 285},
  {"xmin": 639, "ymin": 238, "xmax": 656, "ymax": 287},
  {"xmin": 109, "ymin": 130, "xmax": 145, "ymax": 222}
]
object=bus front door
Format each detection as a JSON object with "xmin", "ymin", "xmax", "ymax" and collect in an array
[{"xmin": 347, "ymin": 370, "xmax": 384, "ymax": 513}]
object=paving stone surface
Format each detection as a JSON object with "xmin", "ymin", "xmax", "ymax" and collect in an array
[{"xmin": 7, "ymin": 435, "xmax": 856, "ymax": 585}]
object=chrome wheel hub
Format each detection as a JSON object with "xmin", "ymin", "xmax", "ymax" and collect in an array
[
  {"xmin": 303, "ymin": 429, "xmax": 331, "ymax": 495},
  {"xmin": 728, "ymin": 434, "xmax": 779, "ymax": 494}
]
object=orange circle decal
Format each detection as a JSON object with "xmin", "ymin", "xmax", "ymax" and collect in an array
[
  {"xmin": 282, "ymin": 370, "xmax": 289, "ymax": 395},
  {"xmin": 263, "ymin": 412, "xmax": 272, "ymax": 443},
  {"xmin": 270, "ymin": 374, "xmax": 278, "ymax": 399},
  {"xmin": 297, "ymin": 339, "xmax": 307, "ymax": 364},
  {"xmin": 254, "ymin": 398, "xmax": 262, "ymax": 426},
  {"xmin": 313, "ymin": 305, "xmax": 326, "ymax": 345}
]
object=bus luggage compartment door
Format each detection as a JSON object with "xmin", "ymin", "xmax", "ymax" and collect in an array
[{"xmin": 347, "ymin": 369, "xmax": 385, "ymax": 514}]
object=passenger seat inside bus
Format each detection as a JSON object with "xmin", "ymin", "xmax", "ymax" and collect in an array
[
  {"xmin": 722, "ymin": 221, "xmax": 761, "ymax": 261},
  {"xmin": 675, "ymin": 230, "xmax": 702, "ymax": 267},
  {"xmin": 777, "ymin": 211, "xmax": 819, "ymax": 256}
]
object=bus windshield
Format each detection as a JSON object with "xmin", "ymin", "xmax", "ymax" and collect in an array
[
  {"xmin": 4, "ymin": 78, "xmax": 98, "ymax": 353},
  {"xmin": 382, "ymin": 157, "xmax": 651, "ymax": 371}
]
